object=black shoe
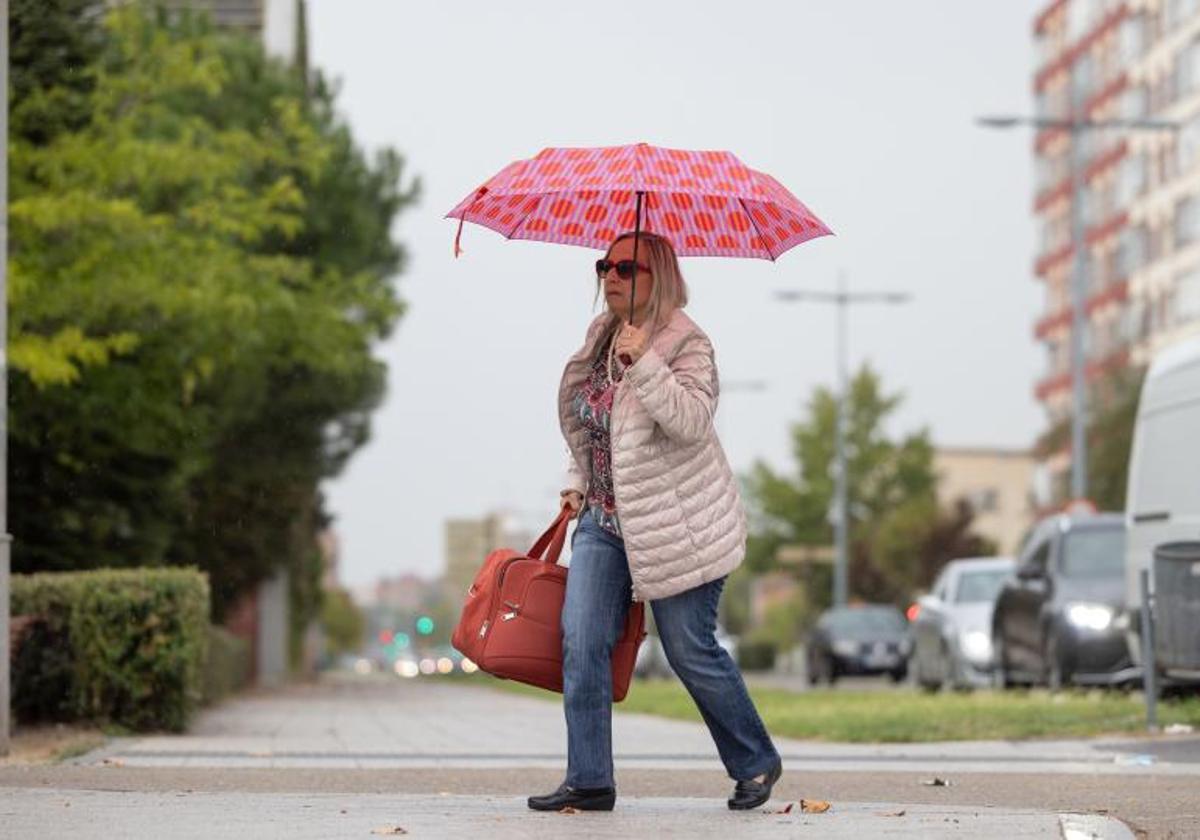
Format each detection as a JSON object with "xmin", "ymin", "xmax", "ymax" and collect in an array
[
  {"xmin": 727, "ymin": 758, "xmax": 783, "ymax": 810},
  {"xmin": 527, "ymin": 782, "xmax": 616, "ymax": 812}
]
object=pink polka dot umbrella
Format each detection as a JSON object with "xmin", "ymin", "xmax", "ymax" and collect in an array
[{"xmin": 446, "ymin": 142, "xmax": 833, "ymax": 331}]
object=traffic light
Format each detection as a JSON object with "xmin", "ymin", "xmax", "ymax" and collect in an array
[
  {"xmin": 378, "ymin": 629, "xmax": 394, "ymax": 645},
  {"xmin": 416, "ymin": 616, "xmax": 435, "ymax": 636}
]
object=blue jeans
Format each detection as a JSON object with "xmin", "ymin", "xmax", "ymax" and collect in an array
[{"xmin": 560, "ymin": 509, "xmax": 780, "ymax": 789}]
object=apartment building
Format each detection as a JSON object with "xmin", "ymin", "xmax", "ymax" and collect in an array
[{"xmin": 1032, "ymin": 0, "xmax": 1200, "ymax": 488}]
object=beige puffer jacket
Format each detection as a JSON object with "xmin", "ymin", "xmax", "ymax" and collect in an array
[{"xmin": 558, "ymin": 308, "xmax": 747, "ymax": 602}]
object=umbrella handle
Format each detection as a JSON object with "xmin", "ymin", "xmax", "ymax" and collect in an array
[
  {"xmin": 620, "ymin": 191, "xmax": 645, "ymax": 366},
  {"xmin": 453, "ymin": 186, "xmax": 489, "ymax": 258}
]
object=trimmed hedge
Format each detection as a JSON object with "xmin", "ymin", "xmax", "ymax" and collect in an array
[
  {"xmin": 11, "ymin": 568, "xmax": 210, "ymax": 731},
  {"xmin": 736, "ymin": 639, "xmax": 778, "ymax": 672}
]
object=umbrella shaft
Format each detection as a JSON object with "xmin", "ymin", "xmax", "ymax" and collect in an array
[
  {"xmin": 618, "ymin": 191, "xmax": 645, "ymax": 366},
  {"xmin": 629, "ymin": 191, "xmax": 644, "ymax": 330}
]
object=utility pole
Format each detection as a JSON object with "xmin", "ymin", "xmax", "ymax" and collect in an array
[{"xmin": 776, "ymin": 277, "xmax": 910, "ymax": 608}]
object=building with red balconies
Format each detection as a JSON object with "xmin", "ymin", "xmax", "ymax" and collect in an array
[{"xmin": 1032, "ymin": 0, "xmax": 1200, "ymax": 498}]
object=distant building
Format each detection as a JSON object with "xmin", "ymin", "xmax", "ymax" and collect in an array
[
  {"xmin": 444, "ymin": 514, "xmax": 534, "ymax": 598},
  {"xmin": 372, "ymin": 573, "xmax": 431, "ymax": 614},
  {"xmin": 1031, "ymin": 1, "xmax": 1200, "ymax": 497},
  {"xmin": 934, "ymin": 447, "xmax": 1039, "ymax": 555}
]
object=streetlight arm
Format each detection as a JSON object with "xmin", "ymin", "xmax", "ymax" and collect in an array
[
  {"xmin": 852, "ymin": 292, "xmax": 911, "ymax": 304},
  {"xmin": 776, "ymin": 290, "xmax": 911, "ymax": 305},
  {"xmin": 775, "ymin": 290, "xmax": 841, "ymax": 303},
  {"xmin": 978, "ymin": 114, "xmax": 1181, "ymax": 132},
  {"xmin": 977, "ymin": 116, "xmax": 1023, "ymax": 129}
]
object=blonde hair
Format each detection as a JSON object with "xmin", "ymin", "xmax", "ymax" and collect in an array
[{"xmin": 595, "ymin": 231, "xmax": 689, "ymax": 338}]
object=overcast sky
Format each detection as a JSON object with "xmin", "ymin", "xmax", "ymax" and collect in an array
[{"xmin": 308, "ymin": 0, "xmax": 1046, "ymax": 587}]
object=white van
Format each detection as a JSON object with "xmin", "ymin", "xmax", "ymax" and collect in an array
[{"xmin": 1123, "ymin": 334, "xmax": 1200, "ymax": 682}]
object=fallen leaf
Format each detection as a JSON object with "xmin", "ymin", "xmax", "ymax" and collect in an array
[
  {"xmin": 780, "ymin": 802, "xmax": 794, "ymax": 814},
  {"xmin": 557, "ymin": 806, "xmax": 579, "ymax": 815},
  {"xmin": 877, "ymin": 809, "xmax": 906, "ymax": 817},
  {"xmin": 370, "ymin": 827, "xmax": 407, "ymax": 835},
  {"xmin": 101, "ymin": 758, "xmax": 125, "ymax": 768},
  {"xmin": 922, "ymin": 777, "xmax": 951, "ymax": 787},
  {"xmin": 800, "ymin": 799, "xmax": 831, "ymax": 814}
]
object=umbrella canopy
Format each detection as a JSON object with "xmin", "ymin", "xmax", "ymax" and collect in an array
[{"xmin": 447, "ymin": 142, "xmax": 832, "ymax": 261}]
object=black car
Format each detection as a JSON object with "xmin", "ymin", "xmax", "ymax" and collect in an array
[
  {"xmin": 806, "ymin": 605, "xmax": 911, "ymax": 684},
  {"xmin": 992, "ymin": 513, "xmax": 1137, "ymax": 690}
]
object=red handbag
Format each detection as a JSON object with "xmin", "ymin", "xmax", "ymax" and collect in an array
[{"xmin": 451, "ymin": 508, "xmax": 646, "ymax": 701}]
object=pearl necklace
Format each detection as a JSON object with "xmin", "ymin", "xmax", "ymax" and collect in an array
[{"xmin": 605, "ymin": 329, "xmax": 625, "ymax": 388}]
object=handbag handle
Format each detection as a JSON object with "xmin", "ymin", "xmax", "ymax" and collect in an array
[{"xmin": 527, "ymin": 507, "xmax": 574, "ymax": 564}]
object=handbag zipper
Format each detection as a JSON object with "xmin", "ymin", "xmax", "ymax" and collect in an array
[{"xmin": 478, "ymin": 556, "xmax": 523, "ymax": 643}]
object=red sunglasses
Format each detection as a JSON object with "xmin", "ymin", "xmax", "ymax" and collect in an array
[{"xmin": 595, "ymin": 259, "xmax": 649, "ymax": 280}]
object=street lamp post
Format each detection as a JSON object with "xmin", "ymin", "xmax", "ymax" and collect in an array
[
  {"xmin": 978, "ymin": 107, "xmax": 1178, "ymax": 502},
  {"xmin": 776, "ymin": 278, "xmax": 910, "ymax": 608}
]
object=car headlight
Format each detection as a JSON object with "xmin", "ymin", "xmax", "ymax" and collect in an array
[
  {"xmin": 959, "ymin": 630, "xmax": 992, "ymax": 662},
  {"xmin": 1066, "ymin": 603, "xmax": 1114, "ymax": 631},
  {"xmin": 831, "ymin": 640, "xmax": 859, "ymax": 657}
]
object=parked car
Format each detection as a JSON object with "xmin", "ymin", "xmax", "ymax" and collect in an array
[
  {"xmin": 992, "ymin": 513, "xmax": 1137, "ymax": 690},
  {"xmin": 635, "ymin": 623, "xmax": 737, "ymax": 679},
  {"xmin": 1124, "ymin": 334, "xmax": 1200, "ymax": 687},
  {"xmin": 806, "ymin": 604, "xmax": 911, "ymax": 684},
  {"xmin": 910, "ymin": 556, "xmax": 1015, "ymax": 691}
]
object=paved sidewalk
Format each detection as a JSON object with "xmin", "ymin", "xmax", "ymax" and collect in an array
[
  {"xmin": 7, "ymin": 674, "xmax": 1196, "ymax": 837},
  {"xmin": 82, "ymin": 674, "xmax": 1200, "ymax": 777},
  {"xmin": 0, "ymin": 789, "xmax": 1133, "ymax": 839}
]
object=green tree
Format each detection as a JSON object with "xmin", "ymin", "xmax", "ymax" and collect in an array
[
  {"xmin": 743, "ymin": 365, "xmax": 989, "ymax": 610},
  {"xmin": 744, "ymin": 585, "xmax": 812, "ymax": 656},
  {"xmin": 1036, "ymin": 368, "xmax": 1144, "ymax": 512},
  {"xmin": 719, "ymin": 564, "xmax": 754, "ymax": 637},
  {"xmin": 9, "ymin": 4, "xmax": 418, "ymax": 625},
  {"xmin": 166, "ymin": 22, "xmax": 416, "ymax": 620},
  {"xmin": 869, "ymin": 497, "xmax": 997, "ymax": 601},
  {"xmin": 11, "ymin": 0, "xmax": 104, "ymax": 145},
  {"xmin": 1087, "ymin": 371, "xmax": 1142, "ymax": 512},
  {"xmin": 320, "ymin": 587, "xmax": 366, "ymax": 657}
]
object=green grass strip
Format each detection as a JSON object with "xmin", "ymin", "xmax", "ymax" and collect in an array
[{"xmin": 458, "ymin": 674, "xmax": 1200, "ymax": 742}]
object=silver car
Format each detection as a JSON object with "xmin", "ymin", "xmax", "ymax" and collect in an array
[{"xmin": 910, "ymin": 556, "xmax": 1015, "ymax": 690}]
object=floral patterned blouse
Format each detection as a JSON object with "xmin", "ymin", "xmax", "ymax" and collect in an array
[{"xmin": 572, "ymin": 332, "xmax": 625, "ymax": 538}]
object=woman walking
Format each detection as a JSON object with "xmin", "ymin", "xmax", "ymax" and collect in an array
[{"xmin": 527, "ymin": 231, "xmax": 783, "ymax": 813}]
